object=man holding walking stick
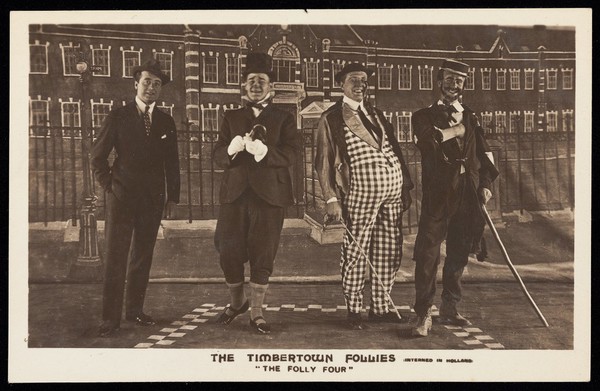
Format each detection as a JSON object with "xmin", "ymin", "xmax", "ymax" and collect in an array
[
  {"xmin": 411, "ymin": 59, "xmax": 499, "ymax": 337},
  {"xmin": 316, "ymin": 63, "xmax": 413, "ymax": 330}
]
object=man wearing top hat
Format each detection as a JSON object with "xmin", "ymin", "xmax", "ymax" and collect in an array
[
  {"xmin": 213, "ymin": 52, "xmax": 300, "ymax": 334},
  {"xmin": 315, "ymin": 63, "xmax": 414, "ymax": 330},
  {"xmin": 411, "ymin": 59, "xmax": 499, "ymax": 337},
  {"xmin": 91, "ymin": 59, "xmax": 180, "ymax": 337}
]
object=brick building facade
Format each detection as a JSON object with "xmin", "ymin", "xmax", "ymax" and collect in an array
[{"xmin": 28, "ymin": 24, "xmax": 576, "ymax": 222}]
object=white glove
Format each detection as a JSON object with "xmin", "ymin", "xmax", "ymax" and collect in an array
[
  {"xmin": 227, "ymin": 135, "xmax": 246, "ymax": 156},
  {"xmin": 245, "ymin": 139, "xmax": 268, "ymax": 162},
  {"xmin": 479, "ymin": 187, "xmax": 493, "ymax": 205}
]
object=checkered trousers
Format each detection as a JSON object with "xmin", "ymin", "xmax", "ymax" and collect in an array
[{"xmin": 341, "ymin": 127, "xmax": 404, "ymax": 314}]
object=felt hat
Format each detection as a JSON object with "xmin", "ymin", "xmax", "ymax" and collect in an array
[
  {"xmin": 440, "ymin": 59, "xmax": 470, "ymax": 77},
  {"xmin": 243, "ymin": 52, "xmax": 274, "ymax": 80},
  {"xmin": 334, "ymin": 63, "xmax": 374, "ymax": 84},
  {"xmin": 132, "ymin": 59, "xmax": 171, "ymax": 85}
]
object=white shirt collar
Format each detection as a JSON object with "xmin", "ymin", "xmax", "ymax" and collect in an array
[
  {"xmin": 135, "ymin": 96, "xmax": 156, "ymax": 114},
  {"xmin": 343, "ymin": 95, "xmax": 362, "ymax": 111},
  {"xmin": 437, "ymin": 99, "xmax": 464, "ymax": 112}
]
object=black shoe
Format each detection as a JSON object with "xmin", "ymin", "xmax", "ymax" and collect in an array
[
  {"xmin": 368, "ymin": 310, "xmax": 407, "ymax": 323},
  {"xmin": 97, "ymin": 321, "xmax": 120, "ymax": 337},
  {"xmin": 217, "ymin": 300, "xmax": 250, "ymax": 325},
  {"xmin": 347, "ymin": 312, "xmax": 365, "ymax": 330},
  {"xmin": 126, "ymin": 313, "xmax": 156, "ymax": 326},
  {"xmin": 249, "ymin": 316, "xmax": 271, "ymax": 334}
]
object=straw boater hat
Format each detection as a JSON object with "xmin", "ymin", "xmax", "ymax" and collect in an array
[
  {"xmin": 243, "ymin": 52, "xmax": 274, "ymax": 80},
  {"xmin": 440, "ymin": 59, "xmax": 469, "ymax": 77},
  {"xmin": 334, "ymin": 63, "xmax": 375, "ymax": 84},
  {"xmin": 132, "ymin": 59, "xmax": 171, "ymax": 85}
]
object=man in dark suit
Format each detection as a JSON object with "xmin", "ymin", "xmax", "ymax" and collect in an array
[
  {"xmin": 91, "ymin": 59, "xmax": 180, "ymax": 337},
  {"xmin": 315, "ymin": 63, "xmax": 413, "ymax": 330},
  {"xmin": 213, "ymin": 52, "xmax": 300, "ymax": 334},
  {"xmin": 411, "ymin": 59, "xmax": 499, "ymax": 337}
]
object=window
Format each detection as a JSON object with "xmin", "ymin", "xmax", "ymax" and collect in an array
[
  {"xmin": 201, "ymin": 106, "xmax": 219, "ymax": 141},
  {"xmin": 122, "ymin": 50, "xmax": 141, "ymax": 78},
  {"xmin": 29, "ymin": 98, "xmax": 49, "ymax": 126},
  {"xmin": 546, "ymin": 111, "xmax": 558, "ymax": 132},
  {"xmin": 398, "ymin": 65, "xmax": 411, "ymax": 90},
  {"xmin": 546, "ymin": 69, "xmax": 558, "ymax": 90},
  {"xmin": 562, "ymin": 109, "xmax": 574, "ymax": 132},
  {"xmin": 223, "ymin": 104, "xmax": 241, "ymax": 112},
  {"xmin": 203, "ymin": 55, "xmax": 218, "ymax": 84},
  {"xmin": 91, "ymin": 102, "xmax": 113, "ymax": 128},
  {"xmin": 418, "ymin": 65, "xmax": 433, "ymax": 90},
  {"xmin": 61, "ymin": 101, "xmax": 81, "ymax": 128},
  {"xmin": 465, "ymin": 67, "xmax": 475, "ymax": 90},
  {"xmin": 378, "ymin": 64, "xmax": 392, "ymax": 90},
  {"xmin": 92, "ymin": 47, "xmax": 110, "ymax": 76},
  {"xmin": 30, "ymin": 42, "xmax": 48, "ymax": 74},
  {"xmin": 306, "ymin": 60, "xmax": 319, "ymax": 88},
  {"xmin": 524, "ymin": 111, "xmax": 535, "ymax": 132},
  {"xmin": 226, "ymin": 55, "xmax": 240, "ymax": 85},
  {"xmin": 496, "ymin": 69, "xmax": 506, "ymax": 91},
  {"xmin": 272, "ymin": 42, "xmax": 299, "ymax": 83},
  {"xmin": 510, "ymin": 69, "xmax": 521, "ymax": 90},
  {"xmin": 332, "ymin": 62, "xmax": 344, "ymax": 87},
  {"xmin": 481, "ymin": 112, "xmax": 493, "ymax": 133},
  {"xmin": 509, "ymin": 111, "xmax": 521, "ymax": 133},
  {"xmin": 495, "ymin": 111, "xmax": 507, "ymax": 133},
  {"xmin": 382, "ymin": 112, "xmax": 392, "ymax": 124},
  {"xmin": 562, "ymin": 68, "xmax": 573, "ymax": 90},
  {"xmin": 29, "ymin": 98, "xmax": 50, "ymax": 137},
  {"xmin": 525, "ymin": 69, "xmax": 535, "ymax": 90},
  {"xmin": 155, "ymin": 52, "xmax": 173, "ymax": 81},
  {"xmin": 396, "ymin": 112, "xmax": 412, "ymax": 142},
  {"xmin": 273, "ymin": 59, "xmax": 295, "ymax": 82},
  {"xmin": 60, "ymin": 43, "xmax": 81, "ymax": 76},
  {"xmin": 157, "ymin": 103, "xmax": 173, "ymax": 116},
  {"xmin": 481, "ymin": 68, "xmax": 491, "ymax": 90}
]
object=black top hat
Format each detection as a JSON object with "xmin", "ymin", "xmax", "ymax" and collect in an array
[
  {"xmin": 334, "ymin": 63, "xmax": 375, "ymax": 84},
  {"xmin": 132, "ymin": 59, "xmax": 171, "ymax": 85},
  {"xmin": 243, "ymin": 52, "xmax": 274, "ymax": 80},
  {"xmin": 440, "ymin": 59, "xmax": 469, "ymax": 77}
]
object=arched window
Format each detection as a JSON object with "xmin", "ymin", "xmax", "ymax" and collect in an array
[{"xmin": 271, "ymin": 43, "xmax": 299, "ymax": 83}]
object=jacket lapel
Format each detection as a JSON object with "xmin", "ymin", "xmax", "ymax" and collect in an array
[
  {"xmin": 342, "ymin": 103, "xmax": 379, "ymax": 149},
  {"xmin": 126, "ymin": 101, "xmax": 146, "ymax": 137}
]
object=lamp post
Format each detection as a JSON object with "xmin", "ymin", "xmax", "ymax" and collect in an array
[{"xmin": 68, "ymin": 58, "xmax": 103, "ymax": 281}]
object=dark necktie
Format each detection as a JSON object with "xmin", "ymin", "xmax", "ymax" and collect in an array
[
  {"xmin": 357, "ymin": 104, "xmax": 382, "ymax": 142},
  {"xmin": 143, "ymin": 105, "xmax": 151, "ymax": 136}
]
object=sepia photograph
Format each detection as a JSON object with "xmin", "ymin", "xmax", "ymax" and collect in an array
[{"xmin": 9, "ymin": 8, "xmax": 591, "ymax": 382}]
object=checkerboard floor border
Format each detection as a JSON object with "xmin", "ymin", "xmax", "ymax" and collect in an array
[{"xmin": 134, "ymin": 303, "xmax": 504, "ymax": 349}]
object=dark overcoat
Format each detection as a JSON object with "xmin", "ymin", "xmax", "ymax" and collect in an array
[
  {"xmin": 213, "ymin": 104, "xmax": 300, "ymax": 208},
  {"xmin": 412, "ymin": 103, "xmax": 498, "ymax": 248}
]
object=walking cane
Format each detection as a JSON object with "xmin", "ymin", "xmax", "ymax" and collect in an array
[
  {"xmin": 326, "ymin": 214, "xmax": 405, "ymax": 323},
  {"xmin": 481, "ymin": 205, "xmax": 550, "ymax": 327}
]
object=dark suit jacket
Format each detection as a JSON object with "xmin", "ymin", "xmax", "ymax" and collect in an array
[
  {"xmin": 213, "ymin": 104, "xmax": 300, "ymax": 208},
  {"xmin": 412, "ymin": 103, "xmax": 499, "ymax": 253},
  {"xmin": 90, "ymin": 101, "xmax": 180, "ymax": 207}
]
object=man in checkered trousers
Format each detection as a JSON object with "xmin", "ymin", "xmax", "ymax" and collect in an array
[{"xmin": 316, "ymin": 63, "xmax": 413, "ymax": 330}]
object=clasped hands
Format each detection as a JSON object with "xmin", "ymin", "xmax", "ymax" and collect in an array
[{"xmin": 227, "ymin": 134, "xmax": 268, "ymax": 161}]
